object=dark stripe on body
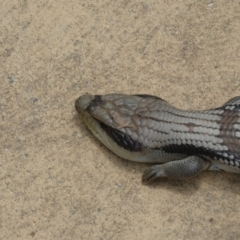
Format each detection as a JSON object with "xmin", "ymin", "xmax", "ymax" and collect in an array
[
  {"xmin": 161, "ymin": 143, "xmax": 240, "ymax": 167},
  {"xmin": 161, "ymin": 144, "xmax": 216, "ymax": 159}
]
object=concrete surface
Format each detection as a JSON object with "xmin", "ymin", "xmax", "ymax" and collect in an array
[{"xmin": 1, "ymin": 0, "xmax": 240, "ymax": 239}]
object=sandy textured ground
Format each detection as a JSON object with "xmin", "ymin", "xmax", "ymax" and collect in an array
[{"xmin": 1, "ymin": 0, "xmax": 240, "ymax": 239}]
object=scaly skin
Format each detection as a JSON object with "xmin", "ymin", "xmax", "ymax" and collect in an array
[{"xmin": 75, "ymin": 94, "xmax": 240, "ymax": 181}]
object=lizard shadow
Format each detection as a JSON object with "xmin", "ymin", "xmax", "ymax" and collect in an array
[{"xmin": 143, "ymin": 170, "xmax": 240, "ymax": 195}]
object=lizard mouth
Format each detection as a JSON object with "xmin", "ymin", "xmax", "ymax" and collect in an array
[
  {"xmin": 75, "ymin": 94, "xmax": 103, "ymax": 140},
  {"xmin": 75, "ymin": 94, "xmax": 107, "ymax": 143}
]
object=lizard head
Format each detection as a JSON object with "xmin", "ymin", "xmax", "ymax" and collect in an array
[{"xmin": 75, "ymin": 94, "xmax": 146, "ymax": 161}]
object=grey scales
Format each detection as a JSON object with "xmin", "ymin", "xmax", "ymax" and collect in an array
[{"xmin": 75, "ymin": 94, "xmax": 240, "ymax": 182}]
